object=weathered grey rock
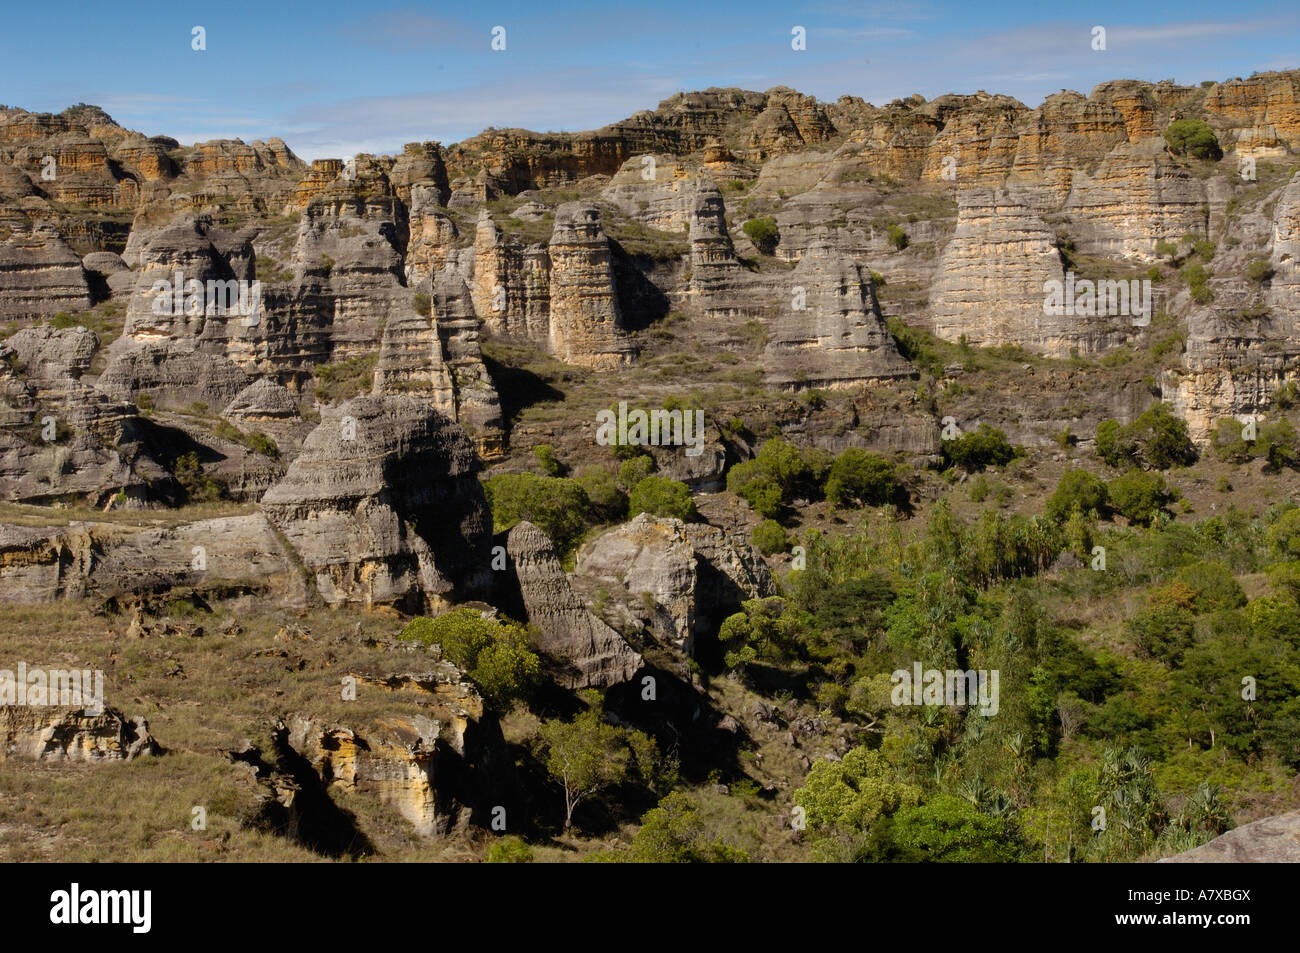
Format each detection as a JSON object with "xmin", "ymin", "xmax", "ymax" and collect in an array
[
  {"xmin": 574, "ymin": 513, "xmax": 774, "ymax": 652},
  {"xmin": 505, "ymin": 520, "xmax": 642, "ymax": 688},
  {"xmin": 1158, "ymin": 811, "xmax": 1300, "ymax": 862},
  {"xmin": 260, "ymin": 396, "xmax": 490, "ymax": 611},
  {"xmin": 0, "ymin": 223, "xmax": 92, "ymax": 323},
  {"xmin": 763, "ymin": 241, "xmax": 914, "ymax": 390},
  {"xmin": 2, "ymin": 325, "xmax": 97, "ymax": 379},
  {"xmin": 547, "ymin": 202, "xmax": 636, "ymax": 369}
]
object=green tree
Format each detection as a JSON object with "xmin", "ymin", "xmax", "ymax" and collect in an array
[
  {"xmin": 484, "ymin": 473, "xmax": 593, "ymax": 556},
  {"xmin": 888, "ymin": 794, "xmax": 1024, "ymax": 862},
  {"xmin": 622, "ymin": 792, "xmax": 749, "ymax": 862},
  {"xmin": 485, "ymin": 836, "xmax": 533, "ymax": 863},
  {"xmin": 824, "ymin": 448, "xmax": 901, "ymax": 507},
  {"xmin": 793, "ymin": 747, "xmax": 921, "ymax": 861},
  {"xmin": 628, "ymin": 475, "xmax": 696, "ymax": 521},
  {"xmin": 1164, "ymin": 119, "xmax": 1222, "ymax": 160},
  {"xmin": 742, "ymin": 216, "xmax": 779, "ymax": 254},
  {"xmin": 751, "ymin": 519, "xmax": 788, "ymax": 555},
  {"xmin": 399, "ymin": 609, "xmax": 541, "ymax": 708},
  {"xmin": 617, "ymin": 453, "xmax": 655, "ymax": 489},
  {"xmin": 886, "ymin": 223, "xmax": 910, "ymax": 250},
  {"xmin": 538, "ymin": 698, "xmax": 659, "ymax": 831},
  {"xmin": 941, "ymin": 424, "xmax": 1018, "ymax": 472},
  {"xmin": 1108, "ymin": 470, "xmax": 1171, "ymax": 526},
  {"xmin": 1045, "ymin": 468, "xmax": 1109, "ymax": 522},
  {"xmin": 534, "ymin": 443, "xmax": 561, "ymax": 476},
  {"xmin": 575, "ymin": 466, "xmax": 627, "ymax": 522}
]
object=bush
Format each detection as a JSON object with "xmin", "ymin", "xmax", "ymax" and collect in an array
[
  {"xmin": 1183, "ymin": 262, "xmax": 1213, "ymax": 304},
  {"xmin": 575, "ymin": 466, "xmax": 627, "ymax": 522},
  {"xmin": 1045, "ymin": 468, "xmax": 1109, "ymax": 522},
  {"xmin": 628, "ymin": 476, "xmax": 696, "ymax": 521},
  {"xmin": 1164, "ymin": 119, "xmax": 1222, "ymax": 160},
  {"xmin": 399, "ymin": 609, "xmax": 541, "ymax": 708},
  {"xmin": 742, "ymin": 217, "xmax": 779, "ymax": 254},
  {"xmin": 1174, "ymin": 560, "xmax": 1247, "ymax": 613},
  {"xmin": 484, "ymin": 473, "xmax": 593, "ymax": 555},
  {"xmin": 726, "ymin": 437, "xmax": 827, "ymax": 517},
  {"xmin": 824, "ymin": 448, "xmax": 901, "ymax": 508},
  {"xmin": 1098, "ymin": 404, "xmax": 1196, "ymax": 470},
  {"xmin": 752, "ymin": 519, "xmax": 789, "ymax": 556},
  {"xmin": 1246, "ymin": 259, "xmax": 1275, "ymax": 284},
  {"xmin": 486, "ymin": 835, "xmax": 533, "ymax": 863},
  {"xmin": 941, "ymin": 424, "xmax": 1018, "ymax": 472},
  {"xmin": 171, "ymin": 451, "xmax": 224, "ymax": 503},
  {"xmin": 886, "ymin": 224, "xmax": 909, "ymax": 251},
  {"xmin": 1268, "ymin": 509, "xmax": 1300, "ymax": 559},
  {"xmin": 1108, "ymin": 470, "xmax": 1171, "ymax": 526},
  {"xmin": 617, "ymin": 453, "xmax": 655, "ymax": 489},
  {"xmin": 534, "ymin": 444, "xmax": 561, "ymax": 476}
]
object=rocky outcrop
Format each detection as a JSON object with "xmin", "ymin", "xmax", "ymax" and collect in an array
[
  {"xmin": 260, "ymin": 396, "xmax": 490, "ymax": 612},
  {"xmin": 0, "ymin": 705, "xmax": 159, "ymax": 763},
  {"xmin": 373, "ymin": 269, "xmax": 505, "ymax": 459},
  {"xmin": 504, "ymin": 521, "xmax": 642, "ymax": 688},
  {"xmin": 471, "ymin": 210, "xmax": 551, "ymax": 344},
  {"xmin": 929, "ymin": 188, "xmax": 1131, "ymax": 356},
  {"xmin": 1062, "ymin": 140, "xmax": 1208, "ymax": 259},
  {"xmin": 1158, "ymin": 811, "xmax": 1300, "ymax": 863},
  {"xmin": 763, "ymin": 241, "xmax": 914, "ymax": 390},
  {"xmin": 3, "ymin": 325, "xmax": 96, "ymax": 379},
  {"xmin": 574, "ymin": 513, "xmax": 774, "ymax": 654},
  {"xmin": 0, "ymin": 224, "xmax": 92, "ymax": 323},
  {"xmin": 547, "ymin": 203, "xmax": 636, "ymax": 369},
  {"xmin": 0, "ymin": 513, "xmax": 303, "ymax": 604}
]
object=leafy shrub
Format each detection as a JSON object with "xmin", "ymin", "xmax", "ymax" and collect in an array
[
  {"xmin": 412, "ymin": 293, "xmax": 431, "ymax": 318},
  {"xmin": 1183, "ymin": 262, "xmax": 1213, "ymax": 304},
  {"xmin": 1246, "ymin": 259, "xmax": 1275, "ymax": 284},
  {"xmin": 617, "ymin": 453, "xmax": 655, "ymax": 489},
  {"xmin": 483, "ymin": 473, "xmax": 593, "ymax": 555},
  {"xmin": 726, "ymin": 437, "xmax": 827, "ymax": 517},
  {"xmin": 751, "ymin": 519, "xmax": 788, "ymax": 556},
  {"xmin": 824, "ymin": 448, "xmax": 901, "ymax": 507},
  {"xmin": 534, "ymin": 443, "xmax": 561, "ymax": 476},
  {"xmin": 1164, "ymin": 119, "xmax": 1222, "ymax": 160},
  {"xmin": 171, "ymin": 451, "xmax": 224, "ymax": 503},
  {"xmin": 741, "ymin": 217, "xmax": 779, "ymax": 254},
  {"xmin": 886, "ymin": 224, "xmax": 909, "ymax": 251},
  {"xmin": 628, "ymin": 476, "xmax": 696, "ymax": 521},
  {"xmin": 399, "ymin": 608, "xmax": 540, "ymax": 708},
  {"xmin": 486, "ymin": 836, "xmax": 533, "ymax": 863},
  {"xmin": 1108, "ymin": 470, "xmax": 1171, "ymax": 526},
  {"xmin": 1097, "ymin": 404, "xmax": 1196, "ymax": 470},
  {"xmin": 1046, "ymin": 468, "xmax": 1109, "ymax": 522},
  {"xmin": 575, "ymin": 466, "xmax": 627, "ymax": 522},
  {"xmin": 1174, "ymin": 561, "xmax": 1247, "ymax": 613},
  {"xmin": 941, "ymin": 424, "xmax": 1018, "ymax": 472}
]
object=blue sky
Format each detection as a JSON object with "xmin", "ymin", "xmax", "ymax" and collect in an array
[{"xmin": 2, "ymin": 1, "xmax": 1296, "ymax": 160}]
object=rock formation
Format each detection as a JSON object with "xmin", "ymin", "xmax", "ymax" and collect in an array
[
  {"xmin": 504, "ymin": 520, "xmax": 642, "ymax": 688},
  {"xmin": 260, "ymin": 396, "xmax": 490, "ymax": 612}
]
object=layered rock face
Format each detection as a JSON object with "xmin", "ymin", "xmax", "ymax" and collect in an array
[
  {"xmin": 471, "ymin": 210, "xmax": 551, "ymax": 344},
  {"xmin": 763, "ymin": 241, "xmax": 913, "ymax": 389},
  {"xmin": 574, "ymin": 513, "xmax": 774, "ymax": 655},
  {"xmin": 1169, "ymin": 175, "xmax": 1300, "ymax": 439},
  {"xmin": 930, "ymin": 189, "xmax": 1129, "ymax": 356},
  {"xmin": 1062, "ymin": 140, "xmax": 1208, "ymax": 258},
  {"xmin": 504, "ymin": 521, "xmax": 642, "ymax": 689},
  {"xmin": 260, "ymin": 396, "xmax": 490, "ymax": 612},
  {"xmin": 373, "ymin": 269, "xmax": 505, "ymax": 459},
  {"xmin": 0, "ymin": 514, "xmax": 303, "ymax": 604},
  {"xmin": 0, "ymin": 706, "xmax": 159, "ymax": 763},
  {"xmin": 547, "ymin": 203, "xmax": 636, "ymax": 369},
  {"xmin": 284, "ymin": 665, "xmax": 489, "ymax": 838},
  {"xmin": 0, "ymin": 223, "xmax": 92, "ymax": 322}
]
